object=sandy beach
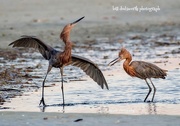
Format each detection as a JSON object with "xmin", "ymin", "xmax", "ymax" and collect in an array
[
  {"xmin": 0, "ymin": 112, "xmax": 180, "ymax": 126},
  {"xmin": 0, "ymin": 0, "xmax": 180, "ymax": 126}
]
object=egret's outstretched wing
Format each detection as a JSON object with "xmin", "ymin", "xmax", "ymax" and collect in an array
[
  {"xmin": 71, "ymin": 54, "xmax": 109, "ymax": 90},
  {"xmin": 9, "ymin": 35, "xmax": 56, "ymax": 60}
]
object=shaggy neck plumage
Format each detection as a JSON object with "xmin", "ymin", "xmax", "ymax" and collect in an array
[{"xmin": 123, "ymin": 52, "xmax": 136, "ymax": 77}]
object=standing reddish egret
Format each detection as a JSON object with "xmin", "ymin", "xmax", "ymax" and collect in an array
[
  {"xmin": 9, "ymin": 16, "xmax": 108, "ymax": 107},
  {"xmin": 108, "ymin": 48, "xmax": 167, "ymax": 102}
]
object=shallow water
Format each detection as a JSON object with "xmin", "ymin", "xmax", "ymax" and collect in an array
[{"xmin": 1, "ymin": 32, "xmax": 180, "ymax": 115}]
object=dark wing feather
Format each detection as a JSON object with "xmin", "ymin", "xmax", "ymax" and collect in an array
[
  {"xmin": 71, "ymin": 54, "xmax": 109, "ymax": 90},
  {"xmin": 131, "ymin": 61, "xmax": 167, "ymax": 79},
  {"xmin": 9, "ymin": 35, "xmax": 56, "ymax": 60}
]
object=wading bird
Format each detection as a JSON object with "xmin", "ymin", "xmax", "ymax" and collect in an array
[
  {"xmin": 9, "ymin": 16, "xmax": 109, "ymax": 107},
  {"xmin": 108, "ymin": 48, "xmax": 167, "ymax": 102}
]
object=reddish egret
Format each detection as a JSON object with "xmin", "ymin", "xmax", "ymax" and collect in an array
[
  {"xmin": 108, "ymin": 48, "xmax": 167, "ymax": 102},
  {"xmin": 9, "ymin": 16, "xmax": 109, "ymax": 107}
]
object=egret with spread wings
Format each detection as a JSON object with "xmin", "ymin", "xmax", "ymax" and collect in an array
[{"xmin": 9, "ymin": 16, "xmax": 108, "ymax": 107}]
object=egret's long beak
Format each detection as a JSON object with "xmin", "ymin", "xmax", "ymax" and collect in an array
[
  {"xmin": 108, "ymin": 57, "xmax": 121, "ymax": 66},
  {"xmin": 71, "ymin": 16, "xmax": 85, "ymax": 25}
]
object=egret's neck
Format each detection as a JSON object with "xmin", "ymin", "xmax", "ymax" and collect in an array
[
  {"xmin": 123, "ymin": 54, "xmax": 134, "ymax": 76},
  {"xmin": 61, "ymin": 31, "xmax": 70, "ymax": 45},
  {"xmin": 63, "ymin": 36, "xmax": 70, "ymax": 44},
  {"xmin": 64, "ymin": 41, "xmax": 72, "ymax": 55},
  {"xmin": 59, "ymin": 41, "xmax": 72, "ymax": 67}
]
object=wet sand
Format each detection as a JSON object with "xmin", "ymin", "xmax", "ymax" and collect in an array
[
  {"xmin": 0, "ymin": 0, "xmax": 180, "ymax": 126},
  {"xmin": 1, "ymin": 112, "xmax": 180, "ymax": 126}
]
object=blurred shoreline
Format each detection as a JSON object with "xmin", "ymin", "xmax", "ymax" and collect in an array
[{"xmin": 0, "ymin": 0, "xmax": 180, "ymax": 48}]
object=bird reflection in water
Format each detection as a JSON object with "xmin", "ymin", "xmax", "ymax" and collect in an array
[{"xmin": 148, "ymin": 103, "xmax": 157, "ymax": 114}]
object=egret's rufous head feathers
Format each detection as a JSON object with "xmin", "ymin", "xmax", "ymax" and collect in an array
[
  {"xmin": 60, "ymin": 16, "xmax": 85, "ymax": 44},
  {"xmin": 108, "ymin": 48, "xmax": 130, "ymax": 66}
]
